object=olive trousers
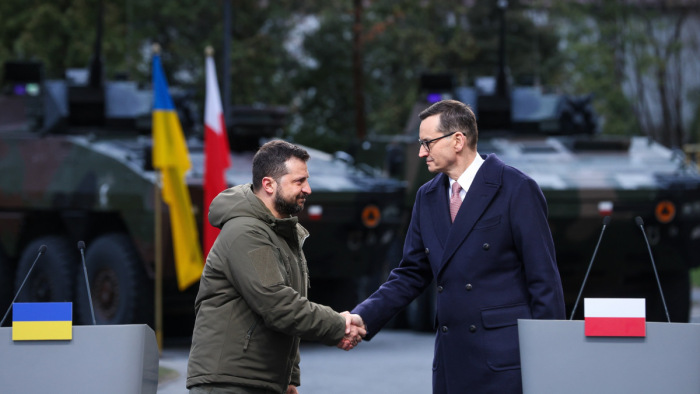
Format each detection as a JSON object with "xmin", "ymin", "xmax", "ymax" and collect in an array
[{"xmin": 189, "ymin": 383, "xmax": 281, "ymax": 394}]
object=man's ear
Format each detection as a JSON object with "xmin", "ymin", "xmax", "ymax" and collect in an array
[
  {"xmin": 454, "ymin": 132, "xmax": 466, "ymax": 152},
  {"xmin": 261, "ymin": 177, "xmax": 276, "ymax": 194}
]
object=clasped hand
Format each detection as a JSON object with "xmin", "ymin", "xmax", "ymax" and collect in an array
[{"xmin": 337, "ymin": 311, "xmax": 366, "ymax": 351}]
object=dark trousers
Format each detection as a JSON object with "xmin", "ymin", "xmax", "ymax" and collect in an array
[{"xmin": 189, "ymin": 383, "xmax": 281, "ymax": 394}]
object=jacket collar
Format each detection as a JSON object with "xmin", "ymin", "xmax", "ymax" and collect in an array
[
  {"xmin": 244, "ymin": 186, "xmax": 301, "ymax": 242},
  {"xmin": 427, "ymin": 154, "xmax": 503, "ymax": 275}
]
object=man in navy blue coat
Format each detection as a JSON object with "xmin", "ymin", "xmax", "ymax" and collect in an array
[{"xmin": 352, "ymin": 99, "xmax": 565, "ymax": 393}]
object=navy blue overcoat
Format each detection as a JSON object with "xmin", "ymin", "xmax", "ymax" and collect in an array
[{"xmin": 353, "ymin": 154, "xmax": 565, "ymax": 394}]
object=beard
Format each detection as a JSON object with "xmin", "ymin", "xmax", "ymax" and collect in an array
[{"xmin": 274, "ymin": 189, "xmax": 308, "ymax": 216}]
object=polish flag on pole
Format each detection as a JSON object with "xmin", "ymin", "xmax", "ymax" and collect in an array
[
  {"xmin": 203, "ymin": 47, "xmax": 231, "ymax": 259},
  {"xmin": 584, "ymin": 298, "xmax": 646, "ymax": 337}
]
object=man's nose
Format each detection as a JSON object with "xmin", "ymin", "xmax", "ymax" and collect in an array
[
  {"xmin": 303, "ymin": 182, "xmax": 312, "ymax": 195},
  {"xmin": 418, "ymin": 146, "xmax": 429, "ymax": 158}
]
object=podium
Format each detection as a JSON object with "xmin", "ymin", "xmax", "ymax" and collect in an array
[
  {"xmin": 0, "ymin": 324, "xmax": 159, "ymax": 394},
  {"xmin": 518, "ymin": 319, "xmax": 700, "ymax": 393}
]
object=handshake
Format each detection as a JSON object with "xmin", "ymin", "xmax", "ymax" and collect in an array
[{"xmin": 337, "ymin": 311, "xmax": 366, "ymax": 351}]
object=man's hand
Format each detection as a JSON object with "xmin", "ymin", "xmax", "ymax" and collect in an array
[
  {"xmin": 286, "ymin": 384, "xmax": 298, "ymax": 394},
  {"xmin": 337, "ymin": 311, "xmax": 366, "ymax": 351}
]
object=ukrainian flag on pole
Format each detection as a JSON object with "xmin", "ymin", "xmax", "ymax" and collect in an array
[{"xmin": 152, "ymin": 53, "xmax": 203, "ymax": 291}]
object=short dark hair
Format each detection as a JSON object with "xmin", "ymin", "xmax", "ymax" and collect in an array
[
  {"xmin": 419, "ymin": 99, "xmax": 478, "ymax": 149},
  {"xmin": 252, "ymin": 140, "xmax": 310, "ymax": 191}
]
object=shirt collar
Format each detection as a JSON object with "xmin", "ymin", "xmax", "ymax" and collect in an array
[{"xmin": 449, "ymin": 152, "xmax": 484, "ymax": 197}]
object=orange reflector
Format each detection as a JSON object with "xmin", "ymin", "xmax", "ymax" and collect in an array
[
  {"xmin": 361, "ymin": 205, "xmax": 381, "ymax": 228},
  {"xmin": 655, "ymin": 200, "xmax": 675, "ymax": 224}
]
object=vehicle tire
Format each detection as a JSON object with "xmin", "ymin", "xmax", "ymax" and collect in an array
[
  {"xmin": 74, "ymin": 233, "xmax": 152, "ymax": 325},
  {"xmin": 0, "ymin": 248, "xmax": 14, "ymax": 326},
  {"xmin": 14, "ymin": 236, "xmax": 76, "ymax": 303}
]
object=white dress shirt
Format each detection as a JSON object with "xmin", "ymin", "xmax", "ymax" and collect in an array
[{"xmin": 448, "ymin": 153, "xmax": 484, "ymax": 203}]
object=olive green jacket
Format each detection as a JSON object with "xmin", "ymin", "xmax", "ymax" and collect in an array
[{"xmin": 187, "ymin": 184, "xmax": 346, "ymax": 393}]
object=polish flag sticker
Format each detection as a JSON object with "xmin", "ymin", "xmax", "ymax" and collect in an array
[
  {"xmin": 584, "ymin": 298, "xmax": 646, "ymax": 337},
  {"xmin": 308, "ymin": 205, "xmax": 323, "ymax": 221}
]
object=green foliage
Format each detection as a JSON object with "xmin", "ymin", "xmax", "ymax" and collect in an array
[
  {"xmin": 362, "ymin": 1, "xmax": 478, "ymax": 138},
  {"xmin": 0, "ymin": 1, "xmax": 566, "ymax": 154},
  {"xmin": 0, "ymin": 0, "xmax": 100, "ymax": 78},
  {"xmin": 690, "ymin": 88, "xmax": 700, "ymax": 143},
  {"xmin": 468, "ymin": 0, "xmax": 563, "ymax": 86},
  {"xmin": 289, "ymin": 0, "xmax": 565, "ymax": 151},
  {"xmin": 129, "ymin": 0, "xmax": 301, "ymax": 107},
  {"xmin": 548, "ymin": 2, "xmax": 639, "ymax": 136},
  {"xmin": 286, "ymin": 8, "xmax": 354, "ymax": 152},
  {"xmin": 692, "ymin": 266, "xmax": 700, "ymax": 288},
  {"xmin": 289, "ymin": 1, "xmax": 485, "ymax": 149},
  {"xmin": 549, "ymin": 1, "xmax": 695, "ymax": 144},
  {"xmin": 0, "ymin": 0, "xmax": 303, "ymax": 97}
]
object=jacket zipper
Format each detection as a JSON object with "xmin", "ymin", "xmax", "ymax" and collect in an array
[
  {"xmin": 243, "ymin": 317, "xmax": 262, "ymax": 351},
  {"xmin": 301, "ymin": 256, "xmax": 310, "ymax": 289},
  {"xmin": 299, "ymin": 233, "xmax": 310, "ymax": 289}
]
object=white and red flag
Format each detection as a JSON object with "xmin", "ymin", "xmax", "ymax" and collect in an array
[
  {"xmin": 584, "ymin": 298, "xmax": 646, "ymax": 337},
  {"xmin": 203, "ymin": 50, "xmax": 231, "ymax": 259}
]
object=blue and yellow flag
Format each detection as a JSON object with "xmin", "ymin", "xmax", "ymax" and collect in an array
[
  {"xmin": 12, "ymin": 302, "xmax": 72, "ymax": 341},
  {"xmin": 152, "ymin": 54, "xmax": 204, "ymax": 290}
]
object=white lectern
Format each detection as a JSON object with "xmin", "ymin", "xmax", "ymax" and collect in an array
[
  {"xmin": 518, "ymin": 319, "xmax": 700, "ymax": 394},
  {"xmin": 0, "ymin": 324, "xmax": 159, "ymax": 394}
]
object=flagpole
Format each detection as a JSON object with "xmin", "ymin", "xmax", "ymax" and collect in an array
[
  {"xmin": 223, "ymin": 0, "xmax": 231, "ymax": 123},
  {"xmin": 155, "ymin": 173, "xmax": 164, "ymax": 352},
  {"xmin": 152, "ymin": 43, "xmax": 164, "ymax": 352}
]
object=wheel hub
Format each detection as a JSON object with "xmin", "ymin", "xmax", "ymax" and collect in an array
[{"xmin": 93, "ymin": 268, "xmax": 119, "ymax": 320}]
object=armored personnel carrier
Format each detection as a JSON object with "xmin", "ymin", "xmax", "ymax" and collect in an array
[
  {"xmin": 359, "ymin": 71, "xmax": 700, "ymax": 329},
  {"xmin": 0, "ymin": 56, "xmax": 405, "ymax": 333}
]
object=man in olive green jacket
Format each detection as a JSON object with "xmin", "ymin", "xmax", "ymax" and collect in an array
[{"xmin": 187, "ymin": 141, "xmax": 365, "ymax": 394}]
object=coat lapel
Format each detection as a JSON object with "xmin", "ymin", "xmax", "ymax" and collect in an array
[
  {"xmin": 437, "ymin": 155, "xmax": 502, "ymax": 276},
  {"xmin": 426, "ymin": 173, "xmax": 451, "ymax": 250}
]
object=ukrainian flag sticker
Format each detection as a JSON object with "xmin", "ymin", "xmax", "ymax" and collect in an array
[{"xmin": 12, "ymin": 302, "xmax": 73, "ymax": 341}]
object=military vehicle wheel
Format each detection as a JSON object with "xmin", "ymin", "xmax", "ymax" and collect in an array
[
  {"xmin": 75, "ymin": 233, "xmax": 152, "ymax": 325},
  {"xmin": 404, "ymin": 285, "xmax": 436, "ymax": 332},
  {"xmin": 0, "ymin": 248, "xmax": 14, "ymax": 326},
  {"xmin": 14, "ymin": 236, "xmax": 76, "ymax": 303}
]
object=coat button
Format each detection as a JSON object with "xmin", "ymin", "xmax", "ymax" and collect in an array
[
  {"xmin": 482, "ymin": 243, "xmax": 490, "ymax": 250},
  {"xmin": 441, "ymin": 326, "xmax": 448, "ymax": 333},
  {"xmin": 465, "ymin": 283, "xmax": 473, "ymax": 291},
  {"xmin": 469, "ymin": 325, "xmax": 477, "ymax": 333},
  {"xmin": 425, "ymin": 248, "xmax": 430, "ymax": 255},
  {"xmin": 437, "ymin": 285, "xmax": 444, "ymax": 293}
]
